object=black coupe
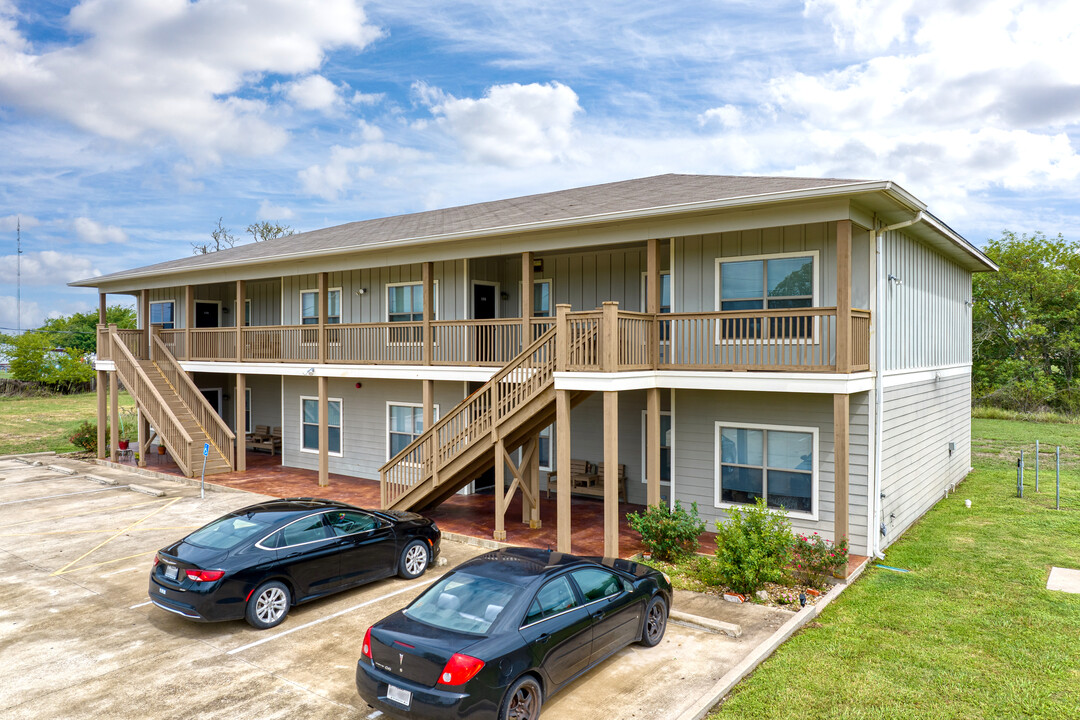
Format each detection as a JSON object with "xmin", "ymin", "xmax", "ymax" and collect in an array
[
  {"xmin": 356, "ymin": 547, "xmax": 672, "ymax": 720},
  {"xmin": 149, "ymin": 498, "xmax": 440, "ymax": 629}
]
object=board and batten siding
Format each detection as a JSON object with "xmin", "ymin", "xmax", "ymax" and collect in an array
[
  {"xmin": 280, "ymin": 377, "xmax": 464, "ymax": 479},
  {"xmin": 883, "ymin": 230, "xmax": 972, "ymax": 371},
  {"xmin": 673, "ymin": 222, "xmax": 872, "ymax": 313},
  {"xmin": 280, "ymin": 261, "xmax": 466, "ymax": 325},
  {"xmin": 672, "ymin": 389, "xmax": 871, "ymax": 555},
  {"xmin": 147, "ymin": 281, "xmax": 280, "ymax": 328},
  {"xmin": 879, "ymin": 373, "xmax": 971, "ymax": 547}
]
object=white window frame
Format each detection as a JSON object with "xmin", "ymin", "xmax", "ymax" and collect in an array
[
  {"xmin": 386, "ymin": 280, "xmax": 439, "ymax": 322},
  {"xmin": 640, "ymin": 410, "xmax": 672, "ymax": 486},
  {"xmin": 386, "ymin": 401, "xmax": 440, "ymax": 461},
  {"xmin": 243, "ymin": 298, "xmax": 251, "ymax": 326},
  {"xmin": 538, "ymin": 424, "xmax": 553, "ymax": 471},
  {"xmin": 244, "ymin": 387, "xmax": 253, "ymax": 435},
  {"xmin": 149, "ymin": 300, "xmax": 176, "ymax": 330},
  {"xmin": 300, "ymin": 395, "xmax": 344, "ymax": 458},
  {"xmin": 300, "ymin": 287, "xmax": 342, "ymax": 325},
  {"xmin": 713, "ymin": 420, "xmax": 819, "ymax": 521},
  {"xmin": 519, "ymin": 278, "xmax": 553, "ymax": 317},
  {"xmin": 713, "ymin": 250, "xmax": 819, "ymax": 345},
  {"xmin": 638, "ymin": 271, "xmax": 671, "ymax": 313}
]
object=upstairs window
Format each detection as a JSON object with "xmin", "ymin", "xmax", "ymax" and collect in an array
[
  {"xmin": 301, "ymin": 289, "xmax": 341, "ymax": 325},
  {"xmin": 388, "ymin": 282, "xmax": 424, "ymax": 322},
  {"xmin": 717, "ymin": 253, "xmax": 815, "ymax": 311},
  {"xmin": 149, "ymin": 301, "xmax": 175, "ymax": 330}
]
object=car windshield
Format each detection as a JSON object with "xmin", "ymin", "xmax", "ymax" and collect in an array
[
  {"xmin": 404, "ymin": 572, "xmax": 518, "ymax": 635},
  {"xmin": 185, "ymin": 513, "xmax": 277, "ymax": 551}
]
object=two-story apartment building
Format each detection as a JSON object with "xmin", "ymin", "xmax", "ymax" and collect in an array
[{"xmin": 73, "ymin": 174, "xmax": 996, "ymax": 564}]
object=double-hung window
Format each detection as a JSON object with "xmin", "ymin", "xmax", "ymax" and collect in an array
[
  {"xmin": 301, "ymin": 397, "xmax": 342, "ymax": 456},
  {"xmin": 716, "ymin": 422, "xmax": 816, "ymax": 517},
  {"xmin": 387, "ymin": 403, "xmax": 438, "ymax": 459},
  {"xmin": 388, "ymin": 283, "xmax": 424, "ymax": 322},
  {"xmin": 149, "ymin": 301, "xmax": 175, "ymax": 329},
  {"xmin": 641, "ymin": 411, "xmax": 671, "ymax": 484},
  {"xmin": 300, "ymin": 289, "xmax": 341, "ymax": 324},
  {"xmin": 716, "ymin": 252, "xmax": 816, "ymax": 339}
]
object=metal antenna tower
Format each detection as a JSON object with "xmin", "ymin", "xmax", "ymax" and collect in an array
[{"xmin": 16, "ymin": 217, "xmax": 22, "ymax": 335}]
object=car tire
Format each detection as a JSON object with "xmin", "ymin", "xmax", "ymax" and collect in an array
[
  {"xmin": 638, "ymin": 595, "xmax": 668, "ymax": 647},
  {"xmin": 245, "ymin": 580, "xmax": 291, "ymax": 630},
  {"xmin": 398, "ymin": 539, "xmax": 430, "ymax": 579},
  {"xmin": 499, "ymin": 675, "xmax": 543, "ymax": 720}
]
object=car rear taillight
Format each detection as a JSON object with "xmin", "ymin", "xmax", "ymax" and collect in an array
[
  {"xmin": 361, "ymin": 627, "xmax": 373, "ymax": 661},
  {"xmin": 437, "ymin": 653, "xmax": 485, "ymax": 686},
  {"xmin": 153, "ymin": 556, "xmax": 159, "ymax": 567},
  {"xmin": 185, "ymin": 569, "xmax": 225, "ymax": 582}
]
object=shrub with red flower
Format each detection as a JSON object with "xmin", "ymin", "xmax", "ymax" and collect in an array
[{"xmin": 791, "ymin": 532, "xmax": 849, "ymax": 588}]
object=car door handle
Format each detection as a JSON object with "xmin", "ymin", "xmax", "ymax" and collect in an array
[{"xmin": 532, "ymin": 633, "xmax": 551, "ymax": 643}]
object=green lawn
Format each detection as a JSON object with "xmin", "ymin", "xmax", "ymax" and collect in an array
[
  {"xmin": 709, "ymin": 418, "xmax": 1080, "ymax": 719},
  {"xmin": 0, "ymin": 389, "xmax": 135, "ymax": 455}
]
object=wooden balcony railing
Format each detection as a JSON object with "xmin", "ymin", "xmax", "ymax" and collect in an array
[{"xmin": 100, "ymin": 307, "xmax": 871, "ymax": 373}]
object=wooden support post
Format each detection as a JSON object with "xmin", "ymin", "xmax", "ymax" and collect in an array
[
  {"xmin": 834, "ymin": 393, "xmax": 850, "ymax": 577},
  {"xmin": 522, "ymin": 434, "xmax": 541, "ymax": 527},
  {"xmin": 184, "ymin": 284, "xmax": 194, "ymax": 361},
  {"xmin": 318, "ymin": 375, "xmax": 329, "ymax": 487},
  {"xmin": 646, "ymin": 387, "xmax": 661, "ymax": 508},
  {"xmin": 836, "ymin": 219, "xmax": 852, "ymax": 373},
  {"xmin": 494, "ymin": 437, "xmax": 507, "ymax": 541},
  {"xmin": 603, "ymin": 391, "xmax": 619, "ymax": 558},
  {"xmin": 422, "ymin": 261, "xmax": 433, "ymax": 365},
  {"xmin": 235, "ymin": 373, "xmax": 246, "ymax": 472},
  {"xmin": 317, "ymin": 272, "xmax": 328, "ymax": 364},
  {"xmin": 236, "ymin": 279, "xmax": 245, "ymax": 362},
  {"xmin": 522, "ymin": 251, "xmax": 533, "ymax": 346},
  {"xmin": 109, "ymin": 371, "xmax": 119, "ymax": 463},
  {"xmin": 555, "ymin": 304, "xmax": 570, "ymax": 372},
  {"xmin": 99, "ymin": 293, "xmax": 107, "ymax": 324},
  {"xmin": 140, "ymin": 289, "xmax": 150, "ymax": 359},
  {"xmin": 138, "ymin": 409, "xmax": 149, "ymax": 467},
  {"xmin": 602, "ymin": 301, "xmax": 619, "ymax": 372},
  {"xmin": 646, "ymin": 238, "xmax": 660, "ymax": 369},
  {"xmin": 422, "ymin": 379, "xmax": 434, "ymax": 436},
  {"xmin": 556, "ymin": 388, "xmax": 572, "ymax": 553},
  {"xmin": 96, "ymin": 369, "xmax": 107, "ymax": 459}
]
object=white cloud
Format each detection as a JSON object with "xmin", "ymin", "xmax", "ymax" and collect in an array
[
  {"xmin": 420, "ymin": 81, "xmax": 582, "ymax": 167},
  {"xmin": 698, "ymin": 105, "xmax": 743, "ymax": 129},
  {"xmin": 0, "ymin": 214, "xmax": 40, "ymax": 232},
  {"xmin": 352, "ymin": 91, "xmax": 385, "ymax": 105},
  {"xmin": 283, "ymin": 74, "xmax": 345, "ymax": 112},
  {"xmin": 0, "ymin": 295, "xmax": 43, "ymax": 332},
  {"xmin": 0, "ymin": 0, "xmax": 382, "ymax": 159},
  {"xmin": 299, "ymin": 139, "xmax": 428, "ymax": 200},
  {"xmin": 257, "ymin": 200, "xmax": 295, "ymax": 221},
  {"xmin": 0, "ymin": 250, "xmax": 101, "ymax": 285},
  {"xmin": 73, "ymin": 217, "xmax": 128, "ymax": 245}
]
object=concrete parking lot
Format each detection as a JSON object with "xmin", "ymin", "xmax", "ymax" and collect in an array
[{"xmin": 0, "ymin": 456, "xmax": 793, "ymax": 720}]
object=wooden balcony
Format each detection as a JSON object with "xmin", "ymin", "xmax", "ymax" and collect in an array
[{"xmin": 97, "ymin": 306, "xmax": 870, "ymax": 373}]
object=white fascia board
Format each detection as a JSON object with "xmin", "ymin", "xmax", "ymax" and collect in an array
[
  {"xmin": 554, "ymin": 370, "xmax": 875, "ymax": 394},
  {"xmin": 95, "ymin": 360, "xmax": 116, "ymax": 371},
  {"xmin": 178, "ymin": 361, "xmax": 497, "ymax": 382},
  {"xmin": 882, "ymin": 363, "xmax": 970, "ymax": 388}
]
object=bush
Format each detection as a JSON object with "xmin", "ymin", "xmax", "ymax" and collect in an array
[
  {"xmin": 791, "ymin": 532, "xmax": 849, "ymax": 588},
  {"xmin": 713, "ymin": 498, "xmax": 793, "ymax": 596},
  {"xmin": 68, "ymin": 421, "xmax": 100, "ymax": 454},
  {"xmin": 627, "ymin": 500, "xmax": 706, "ymax": 562}
]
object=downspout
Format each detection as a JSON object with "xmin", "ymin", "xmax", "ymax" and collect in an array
[{"xmin": 873, "ymin": 211, "xmax": 924, "ymax": 558}]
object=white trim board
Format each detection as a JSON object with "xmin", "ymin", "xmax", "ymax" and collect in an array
[
  {"xmin": 882, "ymin": 364, "xmax": 970, "ymax": 388},
  {"xmin": 178, "ymin": 361, "xmax": 498, "ymax": 382},
  {"xmin": 554, "ymin": 370, "xmax": 875, "ymax": 394}
]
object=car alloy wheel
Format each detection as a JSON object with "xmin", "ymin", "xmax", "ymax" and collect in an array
[
  {"xmin": 640, "ymin": 595, "xmax": 668, "ymax": 647},
  {"xmin": 246, "ymin": 581, "xmax": 290, "ymax": 629},
  {"xmin": 501, "ymin": 676, "xmax": 542, "ymax": 720},
  {"xmin": 399, "ymin": 540, "xmax": 430, "ymax": 579}
]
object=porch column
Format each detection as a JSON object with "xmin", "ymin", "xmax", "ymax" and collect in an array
[
  {"xmin": 317, "ymin": 272, "xmax": 327, "ymax": 364},
  {"xmin": 422, "ymin": 379, "xmax": 434, "ymax": 436},
  {"xmin": 140, "ymin": 289, "xmax": 150, "ymax": 359},
  {"xmin": 137, "ymin": 409, "xmax": 149, "ymax": 467},
  {"xmin": 109, "ymin": 372, "xmax": 119, "ymax": 463},
  {"xmin": 235, "ymin": 373, "xmax": 246, "ymax": 472},
  {"xmin": 602, "ymin": 301, "xmax": 619, "ymax": 371},
  {"xmin": 603, "ymin": 391, "xmax": 619, "ymax": 558},
  {"xmin": 318, "ymin": 375, "xmax": 329, "ymax": 487},
  {"xmin": 422, "ymin": 261, "xmax": 434, "ymax": 365},
  {"xmin": 836, "ymin": 219, "xmax": 852, "ymax": 373},
  {"xmin": 235, "ymin": 279, "xmax": 245, "ymax": 362},
  {"xmin": 646, "ymin": 388, "xmax": 662, "ymax": 507},
  {"xmin": 494, "ymin": 437, "xmax": 507, "ymax": 541},
  {"xmin": 556, "ymin": 388, "xmax": 572, "ymax": 553},
  {"xmin": 834, "ymin": 393, "xmax": 850, "ymax": 578},
  {"xmin": 522, "ymin": 431, "xmax": 541, "ymax": 528},
  {"xmin": 521, "ymin": 251, "xmax": 533, "ymax": 346},
  {"xmin": 99, "ymin": 293, "xmax": 107, "ymax": 324},
  {"xmin": 184, "ymin": 284, "xmax": 194, "ymax": 361},
  {"xmin": 646, "ymin": 238, "xmax": 660, "ymax": 369},
  {"xmin": 96, "ymin": 368, "xmax": 107, "ymax": 460}
]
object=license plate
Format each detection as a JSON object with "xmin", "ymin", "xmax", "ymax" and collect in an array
[
  {"xmin": 159, "ymin": 587, "xmax": 166, "ymax": 595},
  {"xmin": 386, "ymin": 684, "xmax": 411, "ymax": 708},
  {"xmin": 164, "ymin": 565, "xmax": 178, "ymax": 581}
]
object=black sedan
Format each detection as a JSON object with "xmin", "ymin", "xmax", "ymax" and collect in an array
[
  {"xmin": 356, "ymin": 547, "xmax": 672, "ymax": 720},
  {"xmin": 148, "ymin": 498, "xmax": 440, "ymax": 629}
]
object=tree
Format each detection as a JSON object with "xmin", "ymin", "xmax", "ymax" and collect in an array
[
  {"xmin": 4, "ymin": 332, "xmax": 95, "ymax": 391},
  {"xmin": 37, "ymin": 305, "xmax": 136, "ymax": 354},
  {"xmin": 192, "ymin": 217, "xmax": 237, "ymax": 255},
  {"xmin": 246, "ymin": 221, "xmax": 294, "ymax": 243},
  {"xmin": 973, "ymin": 231, "xmax": 1080, "ymax": 412}
]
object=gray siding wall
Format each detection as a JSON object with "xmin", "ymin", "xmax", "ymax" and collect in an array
[
  {"xmin": 146, "ymin": 281, "xmax": 280, "ymax": 328},
  {"xmin": 673, "ymin": 222, "xmax": 871, "ymax": 313},
  {"xmin": 672, "ymin": 389, "xmax": 870, "ymax": 555},
  {"xmin": 281, "ymin": 377, "xmax": 466, "ymax": 479},
  {"xmin": 879, "ymin": 373, "xmax": 971, "ymax": 546},
  {"xmin": 280, "ymin": 261, "xmax": 466, "ymax": 325},
  {"xmin": 883, "ymin": 231, "xmax": 972, "ymax": 371}
]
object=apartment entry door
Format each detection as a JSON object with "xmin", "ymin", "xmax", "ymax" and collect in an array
[
  {"xmin": 194, "ymin": 301, "xmax": 220, "ymax": 328},
  {"xmin": 472, "ymin": 282, "xmax": 497, "ymax": 363}
]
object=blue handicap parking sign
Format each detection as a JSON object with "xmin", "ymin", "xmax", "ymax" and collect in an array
[{"xmin": 203, "ymin": 442, "xmax": 210, "ymax": 457}]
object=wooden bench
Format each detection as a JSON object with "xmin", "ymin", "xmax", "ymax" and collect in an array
[
  {"xmin": 545, "ymin": 459, "xmax": 595, "ymax": 499},
  {"xmin": 546, "ymin": 460, "xmax": 628, "ymax": 502},
  {"xmin": 247, "ymin": 424, "xmax": 282, "ymax": 455}
]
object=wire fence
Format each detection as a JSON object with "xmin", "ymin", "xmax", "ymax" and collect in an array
[{"xmin": 1015, "ymin": 440, "xmax": 1077, "ymax": 510}]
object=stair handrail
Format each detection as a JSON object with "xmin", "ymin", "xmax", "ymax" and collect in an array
[
  {"xmin": 151, "ymin": 334, "xmax": 236, "ymax": 468},
  {"xmin": 109, "ymin": 329, "xmax": 194, "ymax": 475}
]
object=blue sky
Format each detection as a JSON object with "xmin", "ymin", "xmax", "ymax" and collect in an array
[{"xmin": 1, "ymin": 0, "xmax": 1078, "ymax": 330}]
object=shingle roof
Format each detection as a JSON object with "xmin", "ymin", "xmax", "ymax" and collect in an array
[{"xmin": 78, "ymin": 173, "xmax": 871, "ymax": 286}]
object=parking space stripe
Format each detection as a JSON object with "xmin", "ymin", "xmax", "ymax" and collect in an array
[
  {"xmin": 226, "ymin": 577, "xmax": 437, "ymax": 656},
  {"xmin": 0, "ymin": 487, "xmax": 123, "ymax": 506},
  {"xmin": 0, "ymin": 525, "xmax": 200, "ymax": 538},
  {"xmin": 129, "ymin": 601, "xmax": 153, "ymax": 609},
  {"xmin": 0, "ymin": 498, "xmax": 174, "ymax": 530},
  {"xmin": 55, "ymin": 550, "xmax": 157, "ymax": 575},
  {"xmin": 51, "ymin": 497, "xmax": 180, "ymax": 576}
]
